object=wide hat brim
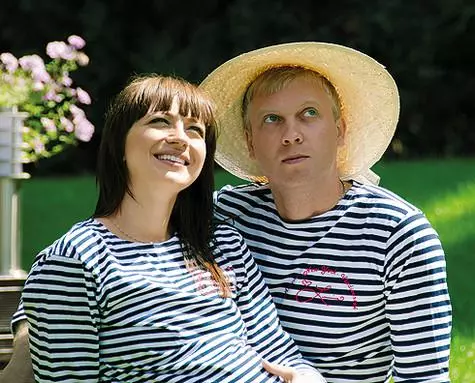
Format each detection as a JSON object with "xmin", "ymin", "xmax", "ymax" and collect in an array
[{"xmin": 200, "ymin": 42, "xmax": 400, "ymax": 184}]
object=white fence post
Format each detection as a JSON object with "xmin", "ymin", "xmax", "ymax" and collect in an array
[{"xmin": 0, "ymin": 107, "xmax": 29, "ymax": 277}]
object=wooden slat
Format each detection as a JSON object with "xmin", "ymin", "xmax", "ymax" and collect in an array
[{"xmin": 0, "ymin": 277, "xmax": 26, "ymax": 370}]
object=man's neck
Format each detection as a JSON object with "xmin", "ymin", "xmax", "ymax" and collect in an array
[{"xmin": 270, "ymin": 177, "xmax": 345, "ymax": 221}]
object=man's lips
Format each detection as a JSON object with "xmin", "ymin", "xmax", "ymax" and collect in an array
[{"xmin": 282, "ymin": 155, "xmax": 310, "ymax": 164}]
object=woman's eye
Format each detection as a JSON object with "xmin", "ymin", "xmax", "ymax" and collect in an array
[
  {"xmin": 148, "ymin": 117, "xmax": 169, "ymax": 126},
  {"xmin": 263, "ymin": 114, "xmax": 280, "ymax": 124},
  {"xmin": 187, "ymin": 125, "xmax": 205, "ymax": 137},
  {"xmin": 303, "ymin": 108, "xmax": 319, "ymax": 117}
]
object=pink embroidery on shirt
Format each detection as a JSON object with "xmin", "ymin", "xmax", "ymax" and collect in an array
[
  {"xmin": 291, "ymin": 266, "xmax": 358, "ymax": 309},
  {"xmin": 296, "ymin": 284, "xmax": 345, "ymax": 305},
  {"xmin": 341, "ymin": 273, "xmax": 358, "ymax": 309},
  {"xmin": 320, "ymin": 265, "xmax": 337, "ymax": 275}
]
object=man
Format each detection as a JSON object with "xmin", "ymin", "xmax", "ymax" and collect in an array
[
  {"xmin": 3, "ymin": 42, "xmax": 451, "ymax": 383},
  {"xmin": 200, "ymin": 42, "xmax": 452, "ymax": 382}
]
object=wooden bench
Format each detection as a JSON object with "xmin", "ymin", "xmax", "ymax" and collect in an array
[{"xmin": 0, "ymin": 277, "xmax": 25, "ymax": 371}]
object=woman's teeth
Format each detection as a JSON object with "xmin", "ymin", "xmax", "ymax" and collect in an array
[{"xmin": 155, "ymin": 154, "xmax": 186, "ymax": 165}]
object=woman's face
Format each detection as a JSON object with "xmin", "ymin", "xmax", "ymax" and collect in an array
[{"xmin": 124, "ymin": 97, "xmax": 207, "ymax": 194}]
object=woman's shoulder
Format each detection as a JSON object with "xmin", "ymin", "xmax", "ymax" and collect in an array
[{"xmin": 39, "ymin": 218, "xmax": 105, "ymax": 263}]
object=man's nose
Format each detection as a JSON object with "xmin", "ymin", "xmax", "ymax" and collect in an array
[{"xmin": 281, "ymin": 121, "xmax": 303, "ymax": 146}]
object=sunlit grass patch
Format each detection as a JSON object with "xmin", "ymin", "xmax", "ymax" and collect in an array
[
  {"xmin": 423, "ymin": 181, "xmax": 475, "ymax": 245},
  {"xmin": 450, "ymin": 332, "xmax": 475, "ymax": 383}
]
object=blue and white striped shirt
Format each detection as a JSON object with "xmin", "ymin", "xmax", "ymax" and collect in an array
[
  {"xmin": 214, "ymin": 181, "xmax": 452, "ymax": 383},
  {"xmin": 20, "ymin": 219, "xmax": 319, "ymax": 382}
]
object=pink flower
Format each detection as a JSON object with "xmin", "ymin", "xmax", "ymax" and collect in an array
[
  {"xmin": 67, "ymin": 35, "xmax": 86, "ymax": 50},
  {"xmin": 76, "ymin": 87, "xmax": 91, "ymax": 105},
  {"xmin": 31, "ymin": 68, "xmax": 51, "ymax": 83},
  {"xmin": 42, "ymin": 89, "xmax": 64, "ymax": 103},
  {"xmin": 75, "ymin": 52, "xmax": 90, "ymax": 66},
  {"xmin": 40, "ymin": 117, "xmax": 56, "ymax": 133},
  {"xmin": 32, "ymin": 82, "xmax": 45, "ymax": 91},
  {"xmin": 60, "ymin": 117, "xmax": 74, "ymax": 133},
  {"xmin": 61, "ymin": 75, "xmax": 73, "ymax": 87},
  {"xmin": 32, "ymin": 138, "xmax": 45, "ymax": 154},
  {"xmin": 18, "ymin": 55, "xmax": 45, "ymax": 71},
  {"xmin": 0, "ymin": 53, "xmax": 18, "ymax": 72},
  {"xmin": 74, "ymin": 118, "xmax": 94, "ymax": 142},
  {"xmin": 70, "ymin": 104, "xmax": 85, "ymax": 119},
  {"xmin": 2, "ymin": 35, "xmax": 94, "ymax": 163},
  {"xmin": 43, "ymin": 90, "xmax": 56, "ymax": 101},
  {"xmin": 46, "ymin": 41, "xmax": 75, "ymax": 60}
]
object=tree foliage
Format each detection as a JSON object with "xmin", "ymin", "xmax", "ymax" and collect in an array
[{"xmin": 1, "ymin": 0, "xmax": 474, "ymax": 174}]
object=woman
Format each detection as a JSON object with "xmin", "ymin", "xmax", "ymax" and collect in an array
[{"xmin": 19, "ymin": 74, "xmax": 324, "ymax": 382}]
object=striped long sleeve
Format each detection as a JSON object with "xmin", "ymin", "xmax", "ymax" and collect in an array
[
  {"xmin": 385, "ymin": 211, "xmax": 451, "ymax": 382},
  {"xmin": 218, "ymin": 226, "xmax": 322, "ymax": 377},
  {"xmin": 23, "ymin": 254, "xmax": 100, "ymax": 382}
]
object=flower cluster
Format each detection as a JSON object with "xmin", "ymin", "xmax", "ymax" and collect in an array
[{"xmin": 0, "ymin": 35, "xmax": 94, "ymax": 163}]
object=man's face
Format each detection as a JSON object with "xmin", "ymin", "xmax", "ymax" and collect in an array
[{"xmin": 246, "ymin": 76, "xmax": 345, "ymax": 188}]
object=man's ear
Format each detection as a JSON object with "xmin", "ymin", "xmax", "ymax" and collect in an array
[
  {"xmin": 245, "ymin": 130, "xmax": 256, "ymax": 159},
  {"xmin": 336, "ymin": 118, "xmax": 346, "ymax": 147}
]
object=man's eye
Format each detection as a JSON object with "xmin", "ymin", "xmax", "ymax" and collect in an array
[
  {"xmin": 303, "ymin": 108, "xmax": 319, "ymax": 117},
  {"xmin": 263, "ymin": 114, "xmax": 280, "ymax": 123}
]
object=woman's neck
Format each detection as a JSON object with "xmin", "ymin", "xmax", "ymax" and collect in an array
[{"xmin": 105, "ymin": 188, "xmax": 177, "ymax": 243}]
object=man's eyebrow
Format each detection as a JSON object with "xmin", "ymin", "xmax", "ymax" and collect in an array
[
  {"xmin": 255, "ymin": 100, "xmax": 323, "ymax": 114},
  {"xmin": 299, "ymin": 100, "xmax": 323, "ymax": 108}
]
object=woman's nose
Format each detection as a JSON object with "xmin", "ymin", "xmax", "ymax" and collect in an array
[{"xmin": 166, "ymin": 123, "xmax": 188, "ymax": 146}]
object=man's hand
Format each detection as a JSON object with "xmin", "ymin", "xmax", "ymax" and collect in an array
[{"xmin": 262, "ymin": 359, "xmax": 327, "ymax": 383}]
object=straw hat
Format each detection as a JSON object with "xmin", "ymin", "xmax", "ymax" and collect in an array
[{"xmin": 200, "ymin": 42, "xmax": 400, "ymax": 185}]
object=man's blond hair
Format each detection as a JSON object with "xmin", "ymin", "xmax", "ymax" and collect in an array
[{"xmin": 242, "ymin": 66, "xmax": 342, "ymax": 133}]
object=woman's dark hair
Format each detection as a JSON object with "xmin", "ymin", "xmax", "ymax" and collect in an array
[{"xmin": 94, "ymin": 74, "xmax": 229, "ymax": 296}]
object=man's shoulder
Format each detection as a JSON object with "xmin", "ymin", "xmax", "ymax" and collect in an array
[
  {"xmin": 214, "ymin": 182, "xmax": 272, "ymax": 203},
  {"xmin": 216, "ymin": 182, "xmax": 269, "ymax": 195},
  {"xmin": 213, "ymin": 183, "xmax": 275, "ymax": 221},
  {"xmin": 213, "ymin": 221, "xmax": 243, "ymax": 239},
  {"xmin": 350, "ymin": 181, "xmax": 423, "ymax": 221}
]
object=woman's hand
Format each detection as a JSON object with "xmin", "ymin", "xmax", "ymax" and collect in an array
[
  {"xmin": 262, "ymin": 359, "xmax": 327, "ymax": 383},
  {"xmin": 0, "ymin": 321, "xmax": 35, "ymax": 383}
]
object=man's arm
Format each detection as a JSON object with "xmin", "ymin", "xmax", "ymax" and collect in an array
[
  {"xmin": 0, "ymin": 320, "xmax": 34, "ymax": 383},
  {"xmin": 385, "ymin": 211, "xmax": 452, "ymax": 382}
]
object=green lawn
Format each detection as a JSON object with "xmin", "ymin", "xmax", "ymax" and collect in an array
[{"xmin": 17, "ymin": 158, "xmax": 475, "ymax": 382}]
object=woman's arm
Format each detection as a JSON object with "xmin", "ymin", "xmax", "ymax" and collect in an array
[
  {"xmin": 22, "ymin": 254, "xmax": 101, "ymax": 383},
  {"xmin": 0, "ymin": 321, "xmax": 34, "ymax": 383},
  {"xmin": 220, "ymin": 226, "xmax": 326, "ymax": 382}
]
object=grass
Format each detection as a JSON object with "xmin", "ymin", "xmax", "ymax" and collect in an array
[
  {"xmin": 19, "ymin": 176, "xmax": 98, "ymax": 267},
  {"xmin": 15, "ymin": 158, "xmax": 475, "ymax": 382},
  {"xmin": 375, "ymin": 159, "xmax": 475, "ymax": 382}
]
